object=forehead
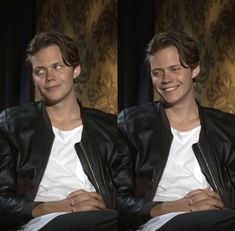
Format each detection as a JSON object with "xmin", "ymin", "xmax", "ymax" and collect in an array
[
  {"xmin": 149, "ymin": 46, "xmax": 180, "ymax": 67},
  {"xmin": 31, "ymin": 45, "xmax": 63, "ymax": 67}
]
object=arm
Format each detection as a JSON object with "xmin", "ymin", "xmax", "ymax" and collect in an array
[
  {"xmin": 115, "ymin": 122, "xmax": 156, "ymax": 229},
  {"xmin": 150, "ymin": 188, "xmax": 224, "ymax": 217},
  {"xmin": 32, "ymin": 190, "xmax": 106, "ymax": 217},
  {"xmin": 0, "ymin": 115, "xmax": 38, "ymax": 229}
]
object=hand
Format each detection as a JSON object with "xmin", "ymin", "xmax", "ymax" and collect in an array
[
  {"xmin": 67, "ymin": 189, "xmax": 106, "ymax": 212},
  {"xmin": 150, "ymin": 188, "xmax": 224, "ymax": 217},
  {"xmin": 185, "ymin": 188, "xmax": 224, "ymax": 211},
  {"xmin": 32, "ymin": 190, "xmax": 106, "ymax": 217}
]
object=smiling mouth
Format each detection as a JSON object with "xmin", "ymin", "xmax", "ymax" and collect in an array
[{"xmin": 163, "ymin": 86, "xmax": 178, "ymax": 92}]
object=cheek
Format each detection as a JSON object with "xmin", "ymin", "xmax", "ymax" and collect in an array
[
  {"xmin": 64, "ymin": 75, "xmax": 75, "ymax": 85},
  {"xmin": 33, "ymin": 77, "xmax": 43, "ymax": 86},
  {"xmin": 60, "ymin": 71, "xmax": 74, "ymax": 81},
  {"xmin": 152, "ymin": 77, "xmax": 160, "ymax": 87}
]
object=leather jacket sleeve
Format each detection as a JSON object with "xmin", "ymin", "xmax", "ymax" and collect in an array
[
  {"xmin": 0, "ymin": 110, "xmax": 38, "ymax": 230},
  {"xmin": 116, "ymin": 110, "xmax": 156, "ymax": 230}
]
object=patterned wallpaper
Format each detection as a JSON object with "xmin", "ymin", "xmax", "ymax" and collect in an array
[
  {"xmin": 154, "ymin": 0, "xmax": 235, "ymax": 113},
  {"xmin": 35, "ymin": 0, "xmax": 235, "ymax": 113},
  {"xmin": 35, "ymin": 0, "xmax": 117, "ymax": 114}
]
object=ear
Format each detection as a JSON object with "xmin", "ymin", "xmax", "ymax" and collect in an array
[
  {"xmin": 73, "ymin": 65, "xmax": 81, "ymax": 79},
  {"xmin": 192, "ymin": 65, "xmax": 200, "ymax": 79}
]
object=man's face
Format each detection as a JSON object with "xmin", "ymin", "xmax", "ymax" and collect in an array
[
  {"xmin": 149, "ymin": 46, "xmax": 199, "ymax": 107},
  {"xmin": 31, "ymin": 45, "xmax": 80, "ymax": 106}
]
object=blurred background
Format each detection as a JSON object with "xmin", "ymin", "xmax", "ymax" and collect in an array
[{"xmin": 1, "ymin": 0, "xmax": 235, "ymax": 114}]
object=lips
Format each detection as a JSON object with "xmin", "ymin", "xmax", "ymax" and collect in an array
[
  {"xmin": 45, "ymin": 84, "xmax": 60, "ymax": 91},
  {"xmin": 162, "ymin": 86, "xmax": 178, "ymax": 92}
]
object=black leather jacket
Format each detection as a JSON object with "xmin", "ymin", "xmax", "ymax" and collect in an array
[
  {"xmin": 0, "ymin": 101, "xmax": 118, "ymax": 230},
  {"xmin": 117, "ymin": 101, "xmax": 235, "ymax": 229}
]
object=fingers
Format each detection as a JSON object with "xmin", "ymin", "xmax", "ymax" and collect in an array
[
  {"xmin": 189, "ymin": 199, "xmax": 224, "ymax": 211},
  {"xmin": 68, "ymin": 190, "xmax": 103, "ymax": 200},
  {"xmin": 67, "ymin": 189, "xmax": 87, "ymax": 199},
  {"xmin": 185, "ymin": 188, "xmax": 224, "ymax": 211},
  {"xmin": 185, "ymin": 187, "xmax": 211, "ymax": 198},
  {"xmin": 186, "ymin": 188, "xmax": 222, "ymax": 203},
  {"xmin": 67, "ymin": 190, "xmax": 106, "ymax": 211},
  {"xmin": 71, "ymin": 200, "xmax": 106, "ymax": 212}
]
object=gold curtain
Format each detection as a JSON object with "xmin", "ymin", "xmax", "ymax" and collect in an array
[
  {"xmin": 35, "ymin": 0, "xmax": 117, "ymax": 114},
  {"xmin": 154, "ymin": 0, "xmax": 235, "ymax": 113}
]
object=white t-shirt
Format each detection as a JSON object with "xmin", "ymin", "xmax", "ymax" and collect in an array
[
  {"xmin": 138, "ymin": 126, "xmax": 211, "ymax": 231},
  {"xmin": 154, "ymin": 126, "xmax": 210, "ymax": 201},
  {"xmin": 19, "ymin": 125, "xmax": 95, "ymax": 231}
]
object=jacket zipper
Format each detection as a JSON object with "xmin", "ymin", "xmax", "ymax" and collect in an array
[
  {"xmin": 80, "ymin": 142, "xmax": 103, "ymax": 195},
  {"xmin": 197, "ymin": 143, "xmax": 220, "ymax": 194}
]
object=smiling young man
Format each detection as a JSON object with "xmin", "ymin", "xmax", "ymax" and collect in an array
[
  {"xmin": 117, "ymin": 31, "xmax": 235, "ymax": 231},
  {"xmin": 0, "ymin": 31, "xmax": 118, "ymax": 231}
]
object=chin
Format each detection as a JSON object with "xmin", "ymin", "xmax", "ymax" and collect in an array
[
  {"xmin": 42, "ymin": 98, "xmax": 61, "ymax": 106},
  {"xmin": 161, "ymin": 99, "xmax": 179, "ymax": 108}
]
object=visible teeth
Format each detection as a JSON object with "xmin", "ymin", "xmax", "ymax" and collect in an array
[{"xmin": 164, "ymin": 87, "xmax": 177, "ymax": 91}]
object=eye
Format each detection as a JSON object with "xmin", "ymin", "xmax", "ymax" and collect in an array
[
  {"xmin": 33, "ymin": 68, "xmax": 46, "ymax": 77},
  {"xmin": 170, "ymin": 66, "xmax": 181, "ymax": 73},
  {"xmin": 53, "ymin": 63, "xmax": 64, "ymax": 71},
  {"xmin": 152, "ymin": 69, "xmax": 163, "ymax": 78}
]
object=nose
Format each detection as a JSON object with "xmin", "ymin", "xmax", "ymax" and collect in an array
[
  {"xmin": 161, "ymin": 70, "xmax": 172, "ymax": 83},
  {"xmin": 45, "ymin": 68, "xmax": 55, "ymax": 82}
]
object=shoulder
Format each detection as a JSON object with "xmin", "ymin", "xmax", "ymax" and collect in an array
[
  {"xmin": 0, "ymin": 102, "xmax": 41, "ymax": 123},
  {"xmin": 118, "ymin": 101, "xmax": 160, "ymax": 123},
  {"xmin": 82, "ymin": 107, "xmax": 117, "ymax": 130},
  {"xmin": 201, "ymin": 106, "xmax": 235, "ymax": 121},
  {"xmin": 117, "ymin": 102, "xmax": 162, "ymax": 134},
  {"xmin": 83, "ymin": 107, "xmax": 116, "ymax": 120},
  {"xmin": 81, "ymin": 108, "xmax": 118, "ymax": 139},
  {"xmin": 201, "ymin": 106, "xmax": 235, "ymax": 132}
]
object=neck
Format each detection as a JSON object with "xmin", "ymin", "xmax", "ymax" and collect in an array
[
  {"xmin": 46, "ymin": 96, "xmax": 82, "ymax": 130},
  {"xmin": 164, "ymin": 99, "xmax": 200, "ymax": 131}
]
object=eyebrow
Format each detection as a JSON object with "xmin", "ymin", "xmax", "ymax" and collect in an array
[{"xmin": 151, "ymin": 64, "xmax": 182, "ymax": 71}]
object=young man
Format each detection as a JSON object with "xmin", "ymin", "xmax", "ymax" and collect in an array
[
  {"xmin": 0, "ymin": 31, "xmax": 118, "ymax": 231},
  {"xmin": 117, "ymin": 31, "xmax": 235, "ymax": 231}
]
